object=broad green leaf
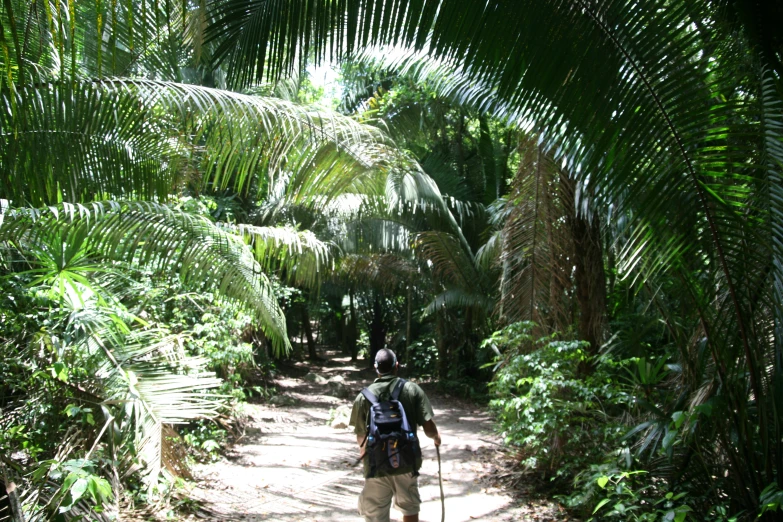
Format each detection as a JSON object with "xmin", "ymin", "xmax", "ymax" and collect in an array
[
  {"xmin": 593, "ymin": 498, "xmax": 611, "ymax": 514},
  {"xmin": 69, "ymin": 477, "xmax": 89, "ymax": 504}
]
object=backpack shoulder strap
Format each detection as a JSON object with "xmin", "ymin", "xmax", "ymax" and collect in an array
[
  {"xmin": 361, "ymin": 387, "xmax": 380, "ymax": 405},
  {"xmin": 390, "ymin": 378, "xmax": 407, "ymax": 401}
]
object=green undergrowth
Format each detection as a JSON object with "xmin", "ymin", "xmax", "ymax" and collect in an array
[{"xmin": 484, "ymin": 322, "xmax": 733, "ymax": 521}]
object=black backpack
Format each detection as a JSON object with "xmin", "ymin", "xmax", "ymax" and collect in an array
[{"xmin": 361, "ymin": 378, "xmax": 422, "ymax": 478}]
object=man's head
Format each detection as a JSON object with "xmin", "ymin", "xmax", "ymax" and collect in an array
[{"xmin": 374, "ymin": 348, "xmax": 398, "ymax": 376}]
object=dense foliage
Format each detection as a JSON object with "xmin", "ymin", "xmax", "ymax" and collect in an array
[{"xmin": 2, "ymin": 0, "xmax": 783, "ymax": 520}]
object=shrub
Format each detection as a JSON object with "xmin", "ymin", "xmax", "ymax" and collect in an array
[
  {"xmin": 486, "ymin": 322, "xmax": 628, "ymax": 483},
  {"xmin": 406, "ymin": 337, "xmax": 438, "ymax": 377}
]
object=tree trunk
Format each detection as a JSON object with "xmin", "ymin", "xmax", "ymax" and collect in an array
[
  {"xmin": 368, "ymin": 293, "xmax": 386, "ymax": 368},
  {"xmin": 0, "ymin": 461, "xmax": 24, "ymax": 522},
  {"xmin": 405, "ymin": 285, "xmax": 412, "ymax": 356},
  {"xmin": 462, "ymin": 308, "xmax": 479, "ymax": 377},
  {"xmin": 348, "ymin": 291, "xmax": 358, "ymax": 361},
  {"xmin": 338, "ymin": 310, "xmax": 348, "ymax": 354},
  {"xmin": 463, "ymin": 308, "xmax": 474, "ymax": 351},
  {"xmin": 315, "ymin": 313, "xmax": 320, "ymax": 346},
  {"xmin": 496, "ymin": 130, "xmax": 514, "ymax": 197},
  {"xmin": 551, "ymin": 169, "xmax": 576, "ymax": 332},
  {"xmin": 569, "ymin": 209, "xmax": 607, "ymax": 363},
  {"xmin": 436, "ymin": 307, "xmax": 448, "ymax": 380},
  {"xmin": 301, "ymin": 305, "xmax": 318, "ymax": 360},
  {"xmin": 479, "ymin": 115, "xmax": 497, "ymax": 203}
]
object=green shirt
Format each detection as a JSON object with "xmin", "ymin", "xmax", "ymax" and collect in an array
[{"xmin": 349, "ymin": 375, "xmax": 434, "ymax": 477}]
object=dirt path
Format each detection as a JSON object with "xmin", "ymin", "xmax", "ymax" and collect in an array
[{"xmin": 188, "ymin": 352, "xmax": 570, "ymax": 521}]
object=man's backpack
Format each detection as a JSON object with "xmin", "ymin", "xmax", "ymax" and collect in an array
[{"xmin": 361, "ymin": 378, "xmax": 422, "ymax": 478}]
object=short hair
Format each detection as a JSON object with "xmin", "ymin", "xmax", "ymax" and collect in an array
[{"xmin": 375, "ymin": 348, "xmax": 397, "ymax": 375}]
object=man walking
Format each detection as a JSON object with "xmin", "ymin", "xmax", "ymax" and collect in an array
[{"xmin": 349, "ymin": 348, "xmax": 442, "ymax": 522}]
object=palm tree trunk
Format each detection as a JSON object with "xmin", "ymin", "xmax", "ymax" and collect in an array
[
  {"xmin": 545, "ymin": 171, "xmax": 563, "ymax": 331},
  {"xmin": 570, "ymin": 210, "xmax": 607, "ymax": 362}
]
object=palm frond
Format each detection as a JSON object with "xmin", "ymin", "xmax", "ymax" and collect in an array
[
  {"xmin": 419, "ymin": 152, "xmax": 473, "ymax": 202},
  {"xmin": 231, "ymin": 223, "xmax": 335, "ymax": 288},
  {"xmin": 475, "ymin": 229, "xmax": 502, "ymax": 270},
  {"xmin": 339, "ymin": 217, "xmax": 415, "ymax": 255},
  {"xmin": 0, "ymin": 201, "xmax": 291, "ymax": 354},
  {"xmin": 77, "ymin": 314, "xmax": 222, "ymax": 487},
  {"xmin": 0, "ymin": 0, "xmax": 195, "ymax": 81},
  {"xmin": 334, "ymin": 253, "xmax": 417, "ymax": 292},
  {"xmin": 498, "ymin": 138, "xmax": 574, "ymax": 332},
  {"xmin": 423, "ymin": 288, "xmax": 494, "ymax": 317},
  {"xmin": 414, "ymin": 230, "xmax": 478, "ymax": 290},
  {"xmin": 0, "ymin": 78, "xmax": 394, "ymax": 207}
]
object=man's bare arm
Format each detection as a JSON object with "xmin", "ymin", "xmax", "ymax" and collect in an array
[
  {"xmin": 422, "ymin": 419, "xmax": 441, "ymax": 446},
  {"xmin": 356, "ymin": 433, "xmax": 367, "ymax": 458}
]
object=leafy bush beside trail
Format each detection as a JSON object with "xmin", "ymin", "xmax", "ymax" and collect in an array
[
  {"xmin": 485, "ymin": 322, "xmax": 734, "ymax": 521},
  {"xmin": 487, "ymin": 322, "xmax": 628, "ymax": 483}
]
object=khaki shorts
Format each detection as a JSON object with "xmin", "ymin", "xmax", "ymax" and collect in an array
[{"xmin": 358, "ymin": 472, "xmax": 421, "ymax": 522}]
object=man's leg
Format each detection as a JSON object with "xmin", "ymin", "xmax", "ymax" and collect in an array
[
  {"xmin": 391, "ymin": 473, "xmax": 421, "ymax": 522},
  {"xmin": 358, "ymin": 477, "xmax": 394, "ymax": 522}
]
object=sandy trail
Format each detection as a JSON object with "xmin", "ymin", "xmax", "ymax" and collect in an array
[{"xmin": 188, "ymin": 352, "xmax": 568, "ymax": 521}]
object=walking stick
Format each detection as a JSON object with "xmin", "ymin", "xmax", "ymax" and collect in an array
[{"xmin": 436, "ymin": 445, "xmax": 444, "ymax": 522}]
